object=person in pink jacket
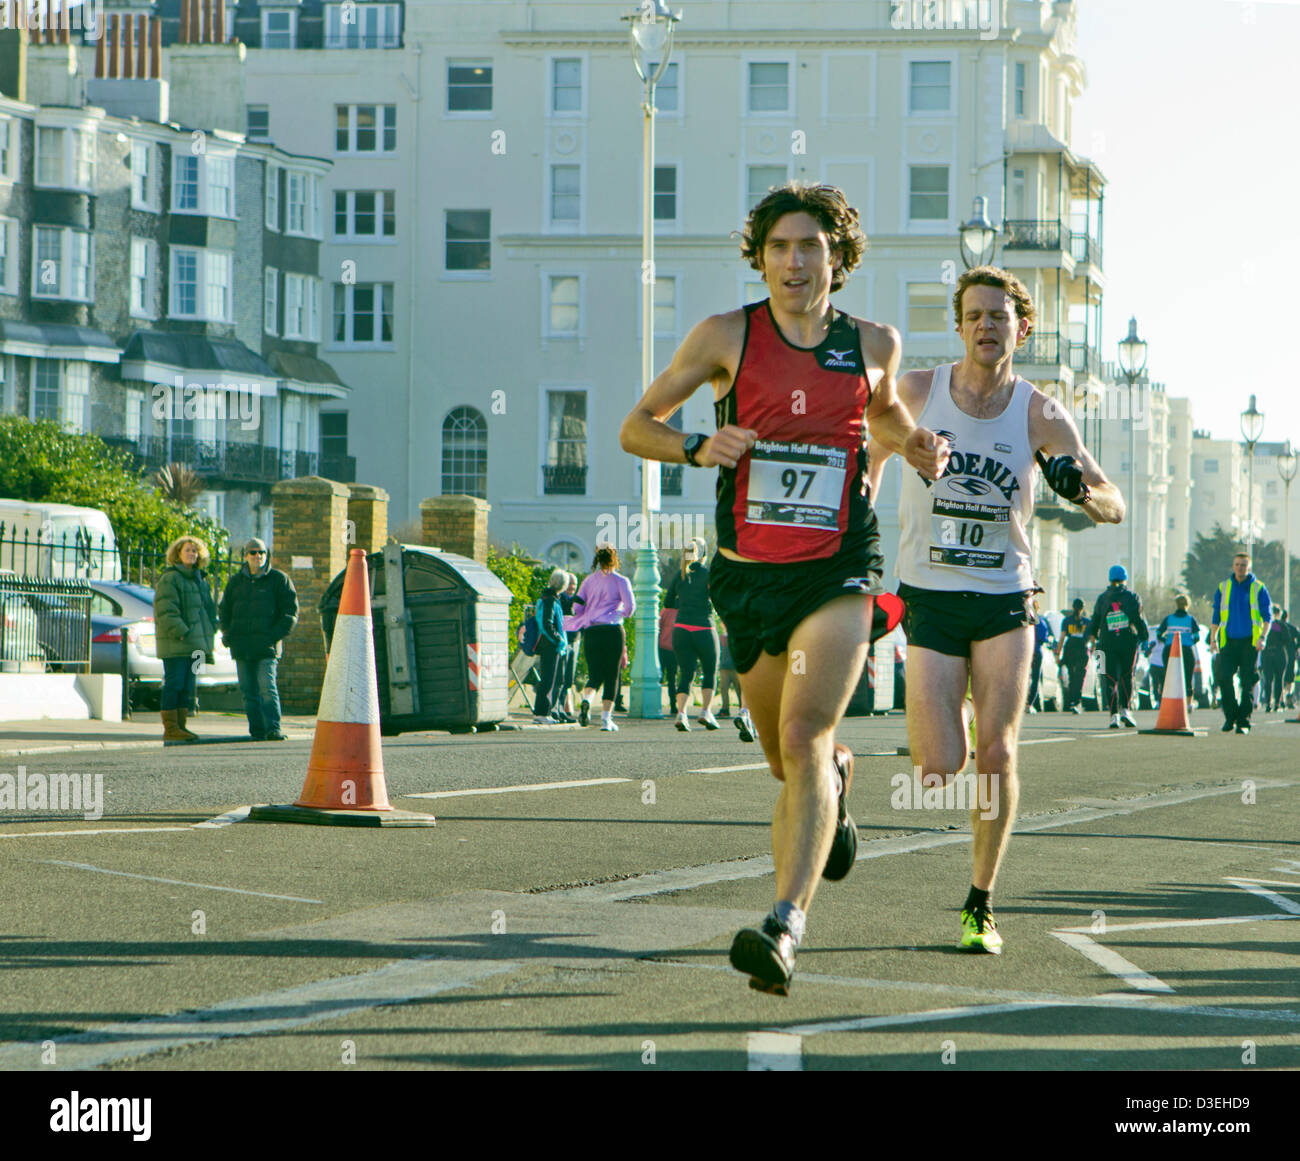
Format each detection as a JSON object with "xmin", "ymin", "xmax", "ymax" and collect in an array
[{"xmin": 567, "ymin": 545, "xmax": 637, "ymax": 731}]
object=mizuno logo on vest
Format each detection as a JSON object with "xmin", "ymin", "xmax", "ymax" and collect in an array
[
  {"xmin": 819, "ymin": 347, "xmax": 860, "ymax": 370},
  {"xmin": 949, "ymin": 478, "xmax": 992, "ymax": 496}
]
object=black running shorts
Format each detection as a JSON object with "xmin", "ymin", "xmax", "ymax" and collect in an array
[
  {"xmin": 897, "ymin": 581, "xmax": 1037, "ymax": 659},
  {"xmin": 708, "ymin": 536, "xmax": 884, "ymax": 674}
]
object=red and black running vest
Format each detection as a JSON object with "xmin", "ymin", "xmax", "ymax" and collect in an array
[{"xmin": 714, "ymin": 300, "xmax": 874, "ymax": 563}]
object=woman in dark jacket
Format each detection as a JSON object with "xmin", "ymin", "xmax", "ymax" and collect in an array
[
  {"xmin": 153, "ymin": 535, "xmax": 218, "ymax": 742},
  {"xmin": 665, "ymin": 537, "xmax": 720, "ymax": 732}
]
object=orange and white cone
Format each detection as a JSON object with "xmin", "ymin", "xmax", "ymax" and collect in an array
[
  {"xmin": 1139, "ymin": 634, "xmax": 1205, "ymax": 736},
  {"xmin": 250, "ymin": 549, "xmax": 434, "ymax": 826},
  {"xmin": 296, "ymin": 549, "xmax": 390, "ymax": 810}
]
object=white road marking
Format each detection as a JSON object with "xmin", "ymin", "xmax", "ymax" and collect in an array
[
  {"xmin": 1050, "ymin": 931, "xmax": 1176, "ymax": 992},
  {"xmin": 0, "ymin": 826, "xmax": 191, "ymax": 840},
  {"xmin": 555, "ymin": 780, "xmax": 1295, "ymax": 904},
  {"xmin": 686, "ymin": 763, "xmax": 769, "ymax": 774},
  {"xmin": 406, "ymin": 777, "xmax": 631, "ymax": 800},
  {"xmin": 1056, "ymin": 914, "xmax": 1299, "ymax": 936},
  {"xmin": 195, "ymin": 807, "xmax": 252, "ymax": 828},
  {"xmin": 0, "ymin": 957, "xmax": 518, "ymax": 1071},
  {"xmin": 41, "ymin": 860, "xmax": 323, "ymax": 904},
  {"xmin": 1225, "ymin": 878, "xmax": 1300, "ymax": 915},
  {"xmin": 1019, "ymin": 736, "xmax": 1074, "ymax": 745},
  {"xmin": 746, "ymin": 1032, "xmax": 803, "ymax": 1071},
  {"xmin": 786, "ymin": 1000, "xmax": 1063, "ymax": 1038}
]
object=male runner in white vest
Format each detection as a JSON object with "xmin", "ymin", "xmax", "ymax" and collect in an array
[
  {"xmin": 620, "ymin": 182, "xmax": 949, "ymax": 994},
  {"xmin": 867, "ymin": 266, "xmax": 1125, "ymax": 954}
]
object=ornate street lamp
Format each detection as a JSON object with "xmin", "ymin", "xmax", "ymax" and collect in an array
[
  {"xmin": 623, "ymin": 0, "xmax": 681, "ymax": 719},
  {"xmin": 1117, "ymin": 316, "xmax": 1148, "ymax": 578},
  {"xmin": 1240, "ymin": 395, "xmax": 1264, "ymax": 560},
  {"xmin": 958, "ymin": 195, "xmax": 997, "ymax": 270}
]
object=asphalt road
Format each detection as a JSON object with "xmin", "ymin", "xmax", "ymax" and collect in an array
[{"xmin": 1, "ymin": 708, "xmax": 1298, "ymax": 1075}]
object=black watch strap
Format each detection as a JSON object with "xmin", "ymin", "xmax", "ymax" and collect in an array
[{"xmin": 683, "ymin": 433, "xmax": 706, "ymax": 466}]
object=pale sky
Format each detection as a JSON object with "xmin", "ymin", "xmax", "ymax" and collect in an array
[{"xmin": 1072, "ymin": 0, "xmax": 1300, "ymax": 450}]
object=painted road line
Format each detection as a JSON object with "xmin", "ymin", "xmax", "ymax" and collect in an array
[
  {"xmin": 0, "ymin": 957, "xmax": 518, "ymax": 1072},
  {"xmin": 195, "ymin": 807, "xmax": 252, "ymax": 828},
  {"xmin": 686, "ymin": 763, "xmax": 770, "ymax": 774},
  {"xmin": 1225, "ymin": 878, "xmax": 1300, "ymax": 915},
  {"xmin": 554, "ymin": 780, "xmax": 1296, "ymax": 904},
  {"xmin": 1049, "ymin": 931, "xmax": 1175, "ymax": 993},
  {"xmin": 785, "ymin": 1000, "xmax": 1064, "ymax": 1038},
  {"xmin": 0, "ymin": 826, "xmax": 192, "ymax": 840},
  {"xmin": 676, "ymin": 961, "xmax": 1300, "ymax": 1024},
  {"xmin": 42, "ymin": 860, "xmax": 324, "ymax": 904},
  {"xmin": 1019, "ymin": 736, "xmax": 1074, "ymax": 745},
  {"xmin": 406, "ymin": 777, "xmax": 631, "ymax": 800},
  {"xmin": 746, "ymin": 1032, "xmax": 803, "ymax": 1071},
  {"xmin": 1056, "ymin": 914, "xmax": 1299, "ymax": 935}
]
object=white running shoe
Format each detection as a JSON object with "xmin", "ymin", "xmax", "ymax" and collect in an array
[
  {"xmin": 698, "ymin": 710, "xmax": 719, "ymax": 730},
  {"xmin": 1109, "ymin": 714, "xmax": 1121, "ymax": 729},
  {"xmin": 1120, "ymin": 709, "xmax": 1136, "ymax": 727},
  {"xmin": 675, "ymin": 712, "xmax": 690, "ymax": 732},
  {"xmin": 735, "ymin": 711, "xmax": 757, "ymax": 743},
  {"xmin": 601, "ymin": 717, "xmax": 619, "ymax": 732}
]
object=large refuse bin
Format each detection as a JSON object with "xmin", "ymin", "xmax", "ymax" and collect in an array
[{"xmin": 319, "ymin": 544, "xmax": 511, "ymax": 735}]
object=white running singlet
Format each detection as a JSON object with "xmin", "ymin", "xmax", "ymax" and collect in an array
[{"xmin": 896, "ymin": 363, "xmax": 1036, "ymax": 594}]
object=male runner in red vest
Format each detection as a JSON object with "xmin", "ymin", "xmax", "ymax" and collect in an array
[
  {"xmin": 868, "ymin": 267, "xmax": 1125, "ymax": 954},
  {"xmin": 620, "ymin": 182, "xmax": 948, "ymax": 994}
]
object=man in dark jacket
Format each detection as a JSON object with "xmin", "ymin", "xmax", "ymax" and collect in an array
[
  {"xmin": 1057, "ymin": 598, "xmax": 1091, "ymax": 713},
  {"xmin": 1087, "ymin": 564, "xmax": 1147, "ymax": 728},
  {"xmin": 218, "ymin": 538, "xmax": 298, "ymax": 740}
]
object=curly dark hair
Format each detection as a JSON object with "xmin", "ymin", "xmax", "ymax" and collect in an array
[
  {"xmin": 738, "ymin": 181, "xmax": 867, "ymax": 293},
  {"xmin": 953, "ymin": 266, "xmax": 1037, "ymax": 347},
  {"xmin": 593, "ymin": 544, "xmax": 620, "ymax": 572}
]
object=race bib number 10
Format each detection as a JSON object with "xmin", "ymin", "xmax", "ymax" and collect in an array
[
  {"xmin": 928, "ymin": 496, "xmax": 1010, "ymax": 569},
  {"xmin": 746, "ymin": 440, "xmax": 846, "ymax": 530}
]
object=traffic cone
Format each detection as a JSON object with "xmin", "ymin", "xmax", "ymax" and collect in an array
[
  {"xmin": 250, "ymin": 549, "xmax": 435, "ymax": 827},
  {"xmin": 1138, "ymin": 634, "xmax": 1206, "ymax": 737}
]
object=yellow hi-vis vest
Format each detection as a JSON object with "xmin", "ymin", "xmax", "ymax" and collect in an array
[{"xmin": 1217, "ymin": 579, "xmax": 1264, "ymax": 647}]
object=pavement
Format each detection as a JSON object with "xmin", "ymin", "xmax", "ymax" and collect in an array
[
  {"xmin": 0, "ymin": 712, "xmax": 320, "ymax": 756},
  {"xmin": 0, "ymin": 705, "xmax": 1297, "ymax": 1086}
]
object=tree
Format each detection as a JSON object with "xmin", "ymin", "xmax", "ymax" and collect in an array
[
  {"xmin": 0, "ymin": 416, "xmax": 227, "ymax": 553},
  {"xmin": 153, "ymin": 463, "xmax": 207, "ymax": 508}
]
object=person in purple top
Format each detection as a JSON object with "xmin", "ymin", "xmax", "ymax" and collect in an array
[{"xmin": 567, "ymin": 545, "xmax": 637, "ymax": 731}]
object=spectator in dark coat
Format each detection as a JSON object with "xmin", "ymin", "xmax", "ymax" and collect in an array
[
  {"xmin": 154, "ymin": 535, "xmax": 218, "ymax": 742},
  {"xmin": 218, "ymin": 537, "xmax": 298, "ymax": 740}
]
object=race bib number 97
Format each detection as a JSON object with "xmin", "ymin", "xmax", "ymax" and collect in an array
[
  {"xmin": 746, "ymin": 440, "xmax": 846, "ymax": 530},
  {"xmin": 928, "ymin": 496, "xmax": 1010, "ymax": 569}
]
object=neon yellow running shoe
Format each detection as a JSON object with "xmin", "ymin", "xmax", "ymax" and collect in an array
[{"xmin": 960, "ymin": 905, "xmax": 1004, "ymax": 954}]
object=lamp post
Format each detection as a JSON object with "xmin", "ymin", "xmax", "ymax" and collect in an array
[
  {"xmin": 1117, "ymin": 317, "xmax": 1147, "ymax": 579},
  {"xmin": 623, "ymin": 1, "xmax": 680, "ymax": 719},
  {"xmin": 1278, "ymin": 442, "xmax": 1296, "ymax": 613},
  {"xmin": 1240, "ymin": 395, "xmax": 1264, "ymax": 560},
  {"xmin": 958, "ymin": 196, "xmax": 997, "ymax": 270}
]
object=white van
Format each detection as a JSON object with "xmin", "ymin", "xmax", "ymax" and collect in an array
[{"xmin": 0, "ymin": 500, "xmax": 122, "ymax": 581}]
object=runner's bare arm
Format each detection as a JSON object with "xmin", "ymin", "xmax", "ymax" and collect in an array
[
  {"xmin": 1029, "ymin": 390, "xmax": 1125, "ymax": 524},
  {"xmin": 864, "ymin": 367, "xmax": 933, "ymax": 498},
  {"xmin": 619, "ymin": 312, "xmax": 757, "ymax": 469},
  {"xmin": 862, "ymin": 323, "xmax": 948, "ymax": 482}
]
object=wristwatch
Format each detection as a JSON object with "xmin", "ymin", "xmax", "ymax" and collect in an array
[{"xmin": 683, "ymin": 433, "xmax": 707, "ymax": 467}]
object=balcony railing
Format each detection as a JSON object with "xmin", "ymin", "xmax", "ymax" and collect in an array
[
  {"xmin": 102, "ymin": 436, "xmax": 344, "ymax": 484},
  {"xmin": 1016, "ymin": 332, "xmax": 1060, "ymax": 365},
  {"xmin": 1003, "ymin": 219, "xmax": 1062, "ymax": 250},
  {"xmin": 543, "ymin": 464, "xmax": 587, "ymax": 495},
  {"xmin": 1070, "ymin": 231, "xmax": 1104, "ymax": 268}
]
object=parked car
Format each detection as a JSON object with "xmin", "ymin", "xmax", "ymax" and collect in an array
[{"xmin": 85, "ymin": 579, "xmax": 237, "ymax": 707}]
